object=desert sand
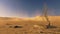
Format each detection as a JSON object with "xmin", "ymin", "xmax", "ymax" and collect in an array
[{"xmin": 0, "ymin": 16, "xmax": 60, "ymax": 34}]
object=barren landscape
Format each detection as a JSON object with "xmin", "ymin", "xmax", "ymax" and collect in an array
[{"xmin": 0, "ymin": 16, "xmax": 60, "ymax": 34}]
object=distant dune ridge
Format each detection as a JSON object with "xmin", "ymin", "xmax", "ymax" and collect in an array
[{"xmin": 0, "ymin": 16, "xmax": 60, "ymax": 22}]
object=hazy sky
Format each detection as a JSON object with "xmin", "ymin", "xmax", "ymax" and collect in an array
[{"xmin": 0, "ymin": 0, "xmax": 60, "ymax": 17}]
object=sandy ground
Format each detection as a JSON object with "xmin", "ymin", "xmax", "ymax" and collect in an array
[
  {"xmin": 0, "ymin": 16, "xmax": 60, "ymax": 34},
  {"xmin": 0, "ymin": 20, "xmax": 60, "ymax": 34}
]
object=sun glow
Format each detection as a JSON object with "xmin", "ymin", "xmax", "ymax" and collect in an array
[{"xmin": 18, "ymin": 16, "xmax": 43, "ymax": 21}]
